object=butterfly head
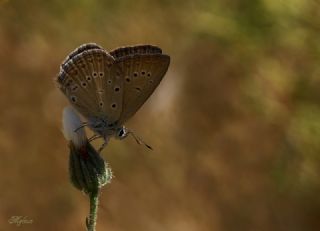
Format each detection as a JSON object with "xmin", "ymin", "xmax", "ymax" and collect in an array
[
  {"xmin": 88, "ymin": 117, "xmax": 151, "ymax": 150},
  {"xmin": 87, "ymin": 116, "xmax": 128, "ymax": 140},
  {"xmin": 115, "ymin": 126, "xmax": 128, "ymax": 140}
]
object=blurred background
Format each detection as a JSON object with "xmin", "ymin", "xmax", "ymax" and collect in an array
[{"xmin": 1, "ymin": 0, "xmax": 320, "ymax": 230}]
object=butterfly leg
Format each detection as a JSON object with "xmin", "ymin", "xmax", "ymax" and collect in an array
[
  {"xmin": 88, "ymin": 134, "xmax": 102, "ymax": 142},
  {"xmin": 74, "ymin": 122, "xmax": 88, "ymax": 132},
  {"xmin": 97, "ymin": 137, "xmax": 110, "ymax": 153}
]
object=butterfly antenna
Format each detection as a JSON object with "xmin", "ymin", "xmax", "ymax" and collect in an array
[
  {"xmin": 74, "ymin": 122, "xmax": 88, "ymax": 132},
  {"xmin": 128, "ymin": 130, "xmax": 153, "ymax": 150}
]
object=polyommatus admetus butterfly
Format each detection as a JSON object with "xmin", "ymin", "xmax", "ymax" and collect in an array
[{"xmin": 56, "ymin": 43, "xmax": 170, "ymax": 151}]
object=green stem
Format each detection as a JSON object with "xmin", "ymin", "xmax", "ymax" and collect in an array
[{"xmin": 86, "ymin": 190, "xmax": 99, "ymax": 231}]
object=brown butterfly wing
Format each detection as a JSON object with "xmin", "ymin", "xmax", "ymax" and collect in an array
[
  {"xmin": 56, "ymin": 47, "xmax": 124, "ymax": 123},
  {"xmin": 110, "ymin": 45, "xmax": 170, "ymax": 124},
  {"xmin": 62, "ymin": 43, "xmax": 104, "ymax": 65}
]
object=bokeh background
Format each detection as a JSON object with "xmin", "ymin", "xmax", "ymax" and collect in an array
[{"xmin": 1, "ymin": 0, "xmax": 320, "ymax": 230}]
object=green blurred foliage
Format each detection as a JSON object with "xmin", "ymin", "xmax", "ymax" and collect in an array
[{"xmin": 1, "ymin": 0, "xmax": 320, "ymax": 230}]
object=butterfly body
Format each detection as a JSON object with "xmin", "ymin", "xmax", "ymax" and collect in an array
[{"xmin": 56, "ymin": 43, "xmax": 170, "ymax": 150}]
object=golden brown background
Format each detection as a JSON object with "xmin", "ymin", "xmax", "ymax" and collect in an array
[{"xmin": 1, "ymin": 0, "xmax": 320, "ymax": 230}]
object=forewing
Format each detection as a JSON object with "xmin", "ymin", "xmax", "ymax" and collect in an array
[
  {"xmin": 56, "ymin": 48, "xmax": 124, "ymax": 123},
  {"xmin": 111, "ymin": 46, "xmax": 170, "ymax": 124},
  {"xmin": 62, "ymin": 43, "xmax": 104, "ymax": 65}
]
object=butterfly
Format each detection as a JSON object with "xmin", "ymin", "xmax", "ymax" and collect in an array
[{"xmin": 56, "ymin": 43, "xmax": 170, "ymax": 151}]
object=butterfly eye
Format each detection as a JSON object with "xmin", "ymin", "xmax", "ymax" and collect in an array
[{"xmin": 118, "ymin": 129, "xmax": 124, "ymax": 137}]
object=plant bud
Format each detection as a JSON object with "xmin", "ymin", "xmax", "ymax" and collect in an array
[{"xmin": 62, "ymin": 107, "xmax": 112, "ymax": 194}]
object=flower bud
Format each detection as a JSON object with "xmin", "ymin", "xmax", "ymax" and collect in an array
[{"xmin": 62, "ymin": 107, "xmax": 112, "ymax": 194}]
